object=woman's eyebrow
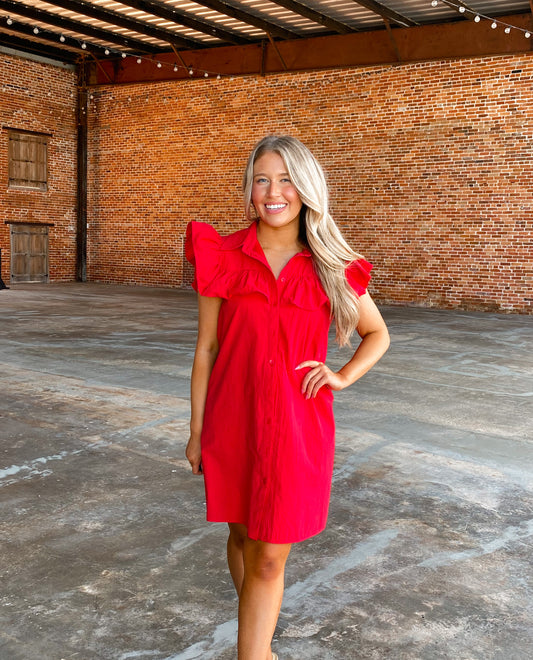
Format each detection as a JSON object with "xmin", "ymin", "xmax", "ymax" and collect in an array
[{"xmin": 253, "ymin": 172, "xmax": 290, "ymax": 177}]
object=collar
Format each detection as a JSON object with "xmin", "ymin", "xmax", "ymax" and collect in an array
[{"xmin": 220, "ymin": 221, "xmax": 312, "ymax": 261}]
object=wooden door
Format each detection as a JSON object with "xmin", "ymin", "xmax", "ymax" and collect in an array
[{"xmin": 10, "ymin": 224, "xmax": 49, "ymax": 283}]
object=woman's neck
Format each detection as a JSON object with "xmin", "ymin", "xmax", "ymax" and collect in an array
[{"xmin": 256, "ymin": 220, "xmax": 301, "ymax": 252}]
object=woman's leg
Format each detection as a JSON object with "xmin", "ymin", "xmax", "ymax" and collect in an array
[
  {"xmin": 227, "ymin": 523, "xmax": 247, "ymax": 596},
  {"xmin": 238, "ymin": 536, "xmax": 291, "ymax": 660}
]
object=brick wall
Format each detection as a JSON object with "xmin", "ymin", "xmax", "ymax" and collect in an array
[
  {"xmin": 87, "ymin": 54, "xmax": 532, "ymax": 313},
  {"xmin": 0, "ymin": 50, "xmax": 78, "ymax": 284}
]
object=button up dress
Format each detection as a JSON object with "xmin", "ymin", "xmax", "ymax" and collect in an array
[{"xmin": 186, "ymin": 221, "xmax": 372, "ymax": 544}]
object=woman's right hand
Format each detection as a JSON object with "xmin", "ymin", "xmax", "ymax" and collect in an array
[{"xmin": 186, "ymin": 434, "xmax": 203, "ymax": 475}]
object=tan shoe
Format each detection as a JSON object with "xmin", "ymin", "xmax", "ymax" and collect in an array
[{"xmin": 272, "ymin": 654, "xmax": 278, "ymax": 660}]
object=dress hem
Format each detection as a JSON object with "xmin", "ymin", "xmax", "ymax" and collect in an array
[{"xmin": 206, "ymin": 517, "xmax": 327, "ymax": 545}]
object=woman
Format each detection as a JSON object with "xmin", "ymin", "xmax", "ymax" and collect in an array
[{"xmin": 185, "ymin": 135, "xmax": 389, "ymax": 660}]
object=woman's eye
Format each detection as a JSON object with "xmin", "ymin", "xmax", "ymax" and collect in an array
[{"xmin": 255, "ymin": 177, "xmax": 268, "ymax": 184}]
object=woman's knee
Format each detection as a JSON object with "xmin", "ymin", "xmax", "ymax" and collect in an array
[{"xmin": 243, "ymin": 539, "xmax": 291, "ymax": 582}]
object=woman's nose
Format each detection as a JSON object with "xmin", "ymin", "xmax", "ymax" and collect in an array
[{"xmin": 268, "ymin": 181, "xmax": 281, "ymax": 196}]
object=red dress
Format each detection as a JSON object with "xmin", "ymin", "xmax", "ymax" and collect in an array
[{"xmin": 186, "ymin": 221, "xmax": 372, "ymax": 544}]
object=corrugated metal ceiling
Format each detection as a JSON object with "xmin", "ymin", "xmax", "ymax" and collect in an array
[{"xmin": 0, "ymin": 0, "xmax": 531, "ymax": 64}]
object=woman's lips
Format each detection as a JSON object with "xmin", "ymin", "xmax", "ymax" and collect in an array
[{"xmin": 265, "ymin": 203, "xmax": 287, "ymax": 214}]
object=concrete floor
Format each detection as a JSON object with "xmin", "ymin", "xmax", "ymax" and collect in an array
[{"xmin": 1, "ymin": 283, "xmax": 532, "ymax": 660}]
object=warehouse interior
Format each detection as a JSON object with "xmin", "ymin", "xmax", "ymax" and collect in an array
[{"xmin": 1, "ymin": 1, "xmax": 532, "ymax": 659}]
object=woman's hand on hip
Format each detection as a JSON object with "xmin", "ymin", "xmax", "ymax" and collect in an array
[
  {"xmin": 186, "ymin": 434, "xmax": 203, "ymax": 475},
  {"xmin": 295, "ymin": 361, "xmax": 349, "ymax": 399}
]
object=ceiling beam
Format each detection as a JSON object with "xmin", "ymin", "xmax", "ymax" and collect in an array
[
  {"xmin": 42, "ymin": 0, "xmax": 206, "ymax": 50},
  {"xmin": 0, "ymin": 20, "xmax": 106, "ymax": 58},
  {"xmin": 114, "ymin": 0, "xmax": 253, "ymax": 46},
  {"xmin": 191, "ymin": 0, "xmax": 300, "ymax": 41},
  {"xmin": 350, "ymin": 0, "xmax": 417, "ymax": 28},
  {"xmin": 88, "ymin": 12, "xmax": 533, "ymax": 85},
  {"xmin": 0, "ymin": 30, "xmax": 78, "ymax": 61},
  {"xmin": 0, "ymin": 0, "xmax": 163, "ymax": 53},
  {"xmin": 267, "ymin": 0, "xmax": 356, "ymax": 34}
]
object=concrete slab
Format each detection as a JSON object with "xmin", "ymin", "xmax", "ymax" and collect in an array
[{"xmin": 1, "ymin": 283, "xmax": 532, "ymax": 660}]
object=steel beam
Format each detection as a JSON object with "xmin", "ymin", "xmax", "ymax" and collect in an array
[
  {"xmin": 0, "ymin": 20, "xmax": 109, "ymax": 58},
  {"xmin": 43, "ymin": 0, "xmax": 205, "ymax": 50},
  {"xmin": 349, "ymin": 0, "xmax": 417, "ymax": 28},
  {"xmin": 88, "ymin": 12, "xmax": 533, "ymax": 85},
  {"xmin": 191, "ymin": 0, "xmax": 300, "ymax": 40},
  {"xmin": 114, "ymin": 0, "xmax": 253, "ymax": 45},
  {"xmin": 0, "ymin": 0, "xmax": 163, "ymax": 53},
  {"xmin": 267, "ymin": 0, "xmax": 356, "ymax": 34},
  {"xmin": 76, "ymin": 62, "xmax": 88, "ymax": 282},
  {"xmin": 0, "ymin": 30, "xmax": 78, "ymax": 61}
]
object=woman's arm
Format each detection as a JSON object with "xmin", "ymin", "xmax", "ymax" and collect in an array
[
  {"xmin": 186, "ymin": 294, "xmax": 222, "ymax": 474},
  {"xmin": 297, "ymin": 293, "xmax": 390, "ymax": 399}
]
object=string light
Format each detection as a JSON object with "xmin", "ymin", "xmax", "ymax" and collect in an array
[
  {"xmin": 430, "ymin": 0, "xmax": 533, "ymax": 39},
  {"xmin": 2, "ymin": 13, "xmax": 226, "ymax": 80}
]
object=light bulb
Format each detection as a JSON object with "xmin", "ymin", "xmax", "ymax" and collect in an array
[
  {"xmin": 157, "ymin": 62, "xmax": 162, "ymax": 68},
  {"xmin": 33, "ymin": 27, "xmax": 39, "ymax": 34},
  {"xmin": 189, "ymin": 69, "xmax": 193, "ymax": 76},
  {"xmin": 121, "ymin": 52, "xmax": 127, "ymax": 58},
  {"xmin": 474, "ymin": 15, "xmax": 481, "ymax": 23},
  {"xmin": 60, "ymin": 35, "xmax": 65, "ymax": 42},
  {"xmin": 491, "ymin": 22, "xmax": 497, "ymax": 29},
  {"xmin": 174, "ymin": 65, "xmax": 178, "ymax": 72},
  {"xmin": 137, "ymin": 58, "xmax": 142, "ymax": 64},
  {"xmin": 6, "ymin": 17, "xmax": 12, "ymax": 25},
  {"xmin": 459, "ymin": 6, "xmax": 465, "ymax": 13},
  {"xmin": 526, "ymin": 32, "xmax": 531, "ymax": 39},
  {"xmin": 504, "ymin": 27, "xmax": 511, "ymax": 34},
  {"xmin": 105, "ymin": 49, "xmax": 110, "ymax": 55},
  {"xmin": 431, "ymin": 0, "xmax": 438, "ymax": 6},
  {"xmin": 81, "ymin": 42, "xmax": 87, "ymax": 49}
]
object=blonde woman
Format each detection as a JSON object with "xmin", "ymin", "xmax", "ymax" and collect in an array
[{"xmin": 185, "ymin": 135, "xmax": 390, "ymax": 659}]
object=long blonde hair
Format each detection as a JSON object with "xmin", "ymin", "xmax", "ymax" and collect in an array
[{"xmin": 242, "ymin": 135, "xmax": 363, "ymax": 346}]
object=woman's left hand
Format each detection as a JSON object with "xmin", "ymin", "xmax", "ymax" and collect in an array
[{"xmin": 295, "ymin": 361, "xmax": 349, "ymax": 399}]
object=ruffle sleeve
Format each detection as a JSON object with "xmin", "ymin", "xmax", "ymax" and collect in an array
[
  {"xmin": 185, "ymin": 221, "xmax": 227, "ymax": 298},
  {"xmin": 346, "ymin": 258, "xmax": 373, "ymax": 296}
]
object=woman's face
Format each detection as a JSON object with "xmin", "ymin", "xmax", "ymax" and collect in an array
[{"xmin": 251, "ymin": 151, "xmax": 302, "ymax": 232}]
